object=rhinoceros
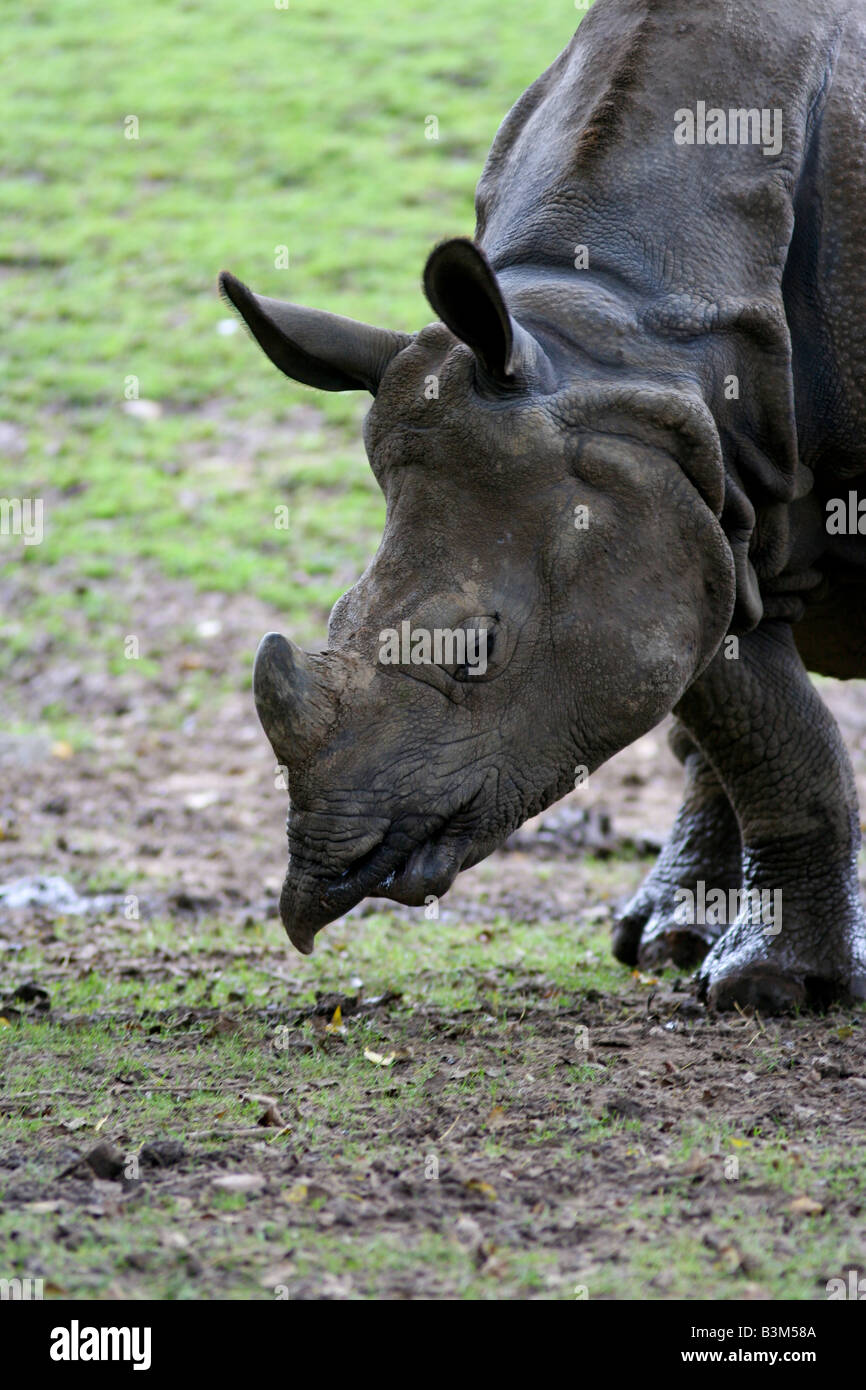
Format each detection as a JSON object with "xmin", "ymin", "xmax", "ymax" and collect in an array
[{"xmin": 220, "ymin": 0, "xmax": 866, "ymax": 1012}]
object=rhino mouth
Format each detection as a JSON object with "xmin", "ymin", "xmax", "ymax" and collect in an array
[{"xmin": 279, "ymin": 796, "xmax": 482, "ymax": 953}]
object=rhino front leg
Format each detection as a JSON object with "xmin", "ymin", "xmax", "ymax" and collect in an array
[
  {"xmin": 676, "ymin": 622, "xmax": 866, "ymax": 1012},
  {"xmin": 612, "ymin": 721, "xmax": 742, "ymax": 970}
]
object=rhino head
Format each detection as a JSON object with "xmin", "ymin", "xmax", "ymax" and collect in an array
[{"xmin": 220, "ymin": 238, "xmax": 736, "ymax": 953}]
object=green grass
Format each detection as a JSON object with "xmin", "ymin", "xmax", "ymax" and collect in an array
[
  {"xmin": 2, "ymin": 0, "xmax": 578, "ymax": 642},
  {"xmin": 3, "ymin": 895, "xmax": 863, "ymax": 1299},
  {"xmin": 0, "ymin": 901, "xmax": 632, "ymax": 1023}
]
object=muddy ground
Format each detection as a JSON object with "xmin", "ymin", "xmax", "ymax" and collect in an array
[{"xmin": 1, "ymin": 565, "xmax": 866, "ymax": 1298}]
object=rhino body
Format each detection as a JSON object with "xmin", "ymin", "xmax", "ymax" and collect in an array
[{"xmin": 222, "ymin": 0, "xmax": 866, "ymax": 1011}]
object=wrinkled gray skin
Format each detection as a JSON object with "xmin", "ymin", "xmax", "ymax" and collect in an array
[{"xmin": 221, "ymin": 0, "xmax": 866, "ymax": 1012}]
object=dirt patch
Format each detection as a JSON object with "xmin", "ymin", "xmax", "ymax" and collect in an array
[{"xmin": 2, "ymin": 978, "xmax": 865, "ymax": 1298}]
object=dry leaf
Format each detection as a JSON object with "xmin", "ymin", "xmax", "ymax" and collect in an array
[
  {"xmin": 788, "ymin": 1195, "xmax": 823, "ymax": 1215},
  {"xmin": 212, "ymin": 1174, "xmax": 266, "ymax": 1194},
  {"xmin": 281, "ymin": 1181, "xmax": 329, "ymax": 1205},
  {"xmin": 364, "ymin": 1049, "xmax": 395, "ymax": 1067},
  {"xmin": 464, "ymin": 1178, "xmax": 497, "ymax": 1200},
  {"xmin": 282, "ymin": 1183, "xmax": 308, "ymax": 1204},
  {"xmin": 324, "ymin": 1003, "xmax": 346, "ymax": 1036},
  {"xmin": 160, "ymin": 1230, "xmax": 189, "ymax": 1250}
]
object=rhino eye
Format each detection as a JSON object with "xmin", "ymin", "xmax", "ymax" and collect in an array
[
  {"xmin": 454, "ymin": 630, "xmax": 494, "ymax": 680},
  {"xmin": 450, "ymin": 618, "xmax": 498, "ymax": 681}
]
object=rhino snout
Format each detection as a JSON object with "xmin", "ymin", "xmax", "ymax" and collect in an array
[{"xmin": 277, "ymin": 795, "xmax": 480, "ymax": 952}]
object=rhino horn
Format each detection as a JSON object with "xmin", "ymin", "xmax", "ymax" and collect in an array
[{"xmin": 253, "ymin": 632, "xmax": 332, "ymax": 766}]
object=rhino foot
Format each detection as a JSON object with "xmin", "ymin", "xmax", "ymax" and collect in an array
[
  {"xmin": 696, "ymin": 891, "xmax": 866, "ymax": 1014},
  {"xmin": 613, "ymin": 879, "xmax": 725, "ymax": 970}
]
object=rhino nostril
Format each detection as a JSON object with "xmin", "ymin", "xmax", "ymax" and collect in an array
[{"xmin": 317, "ymin": 833, "xmax": 409, "ymax": 912}]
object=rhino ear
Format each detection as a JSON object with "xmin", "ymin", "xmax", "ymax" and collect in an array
[
  {"xmin": 422, "ymin": 237, "xmax": 519, "ymax": 381},
  {"xmin": 218, "ymin": 271, "xmax": 412, "ymax": 394}
]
